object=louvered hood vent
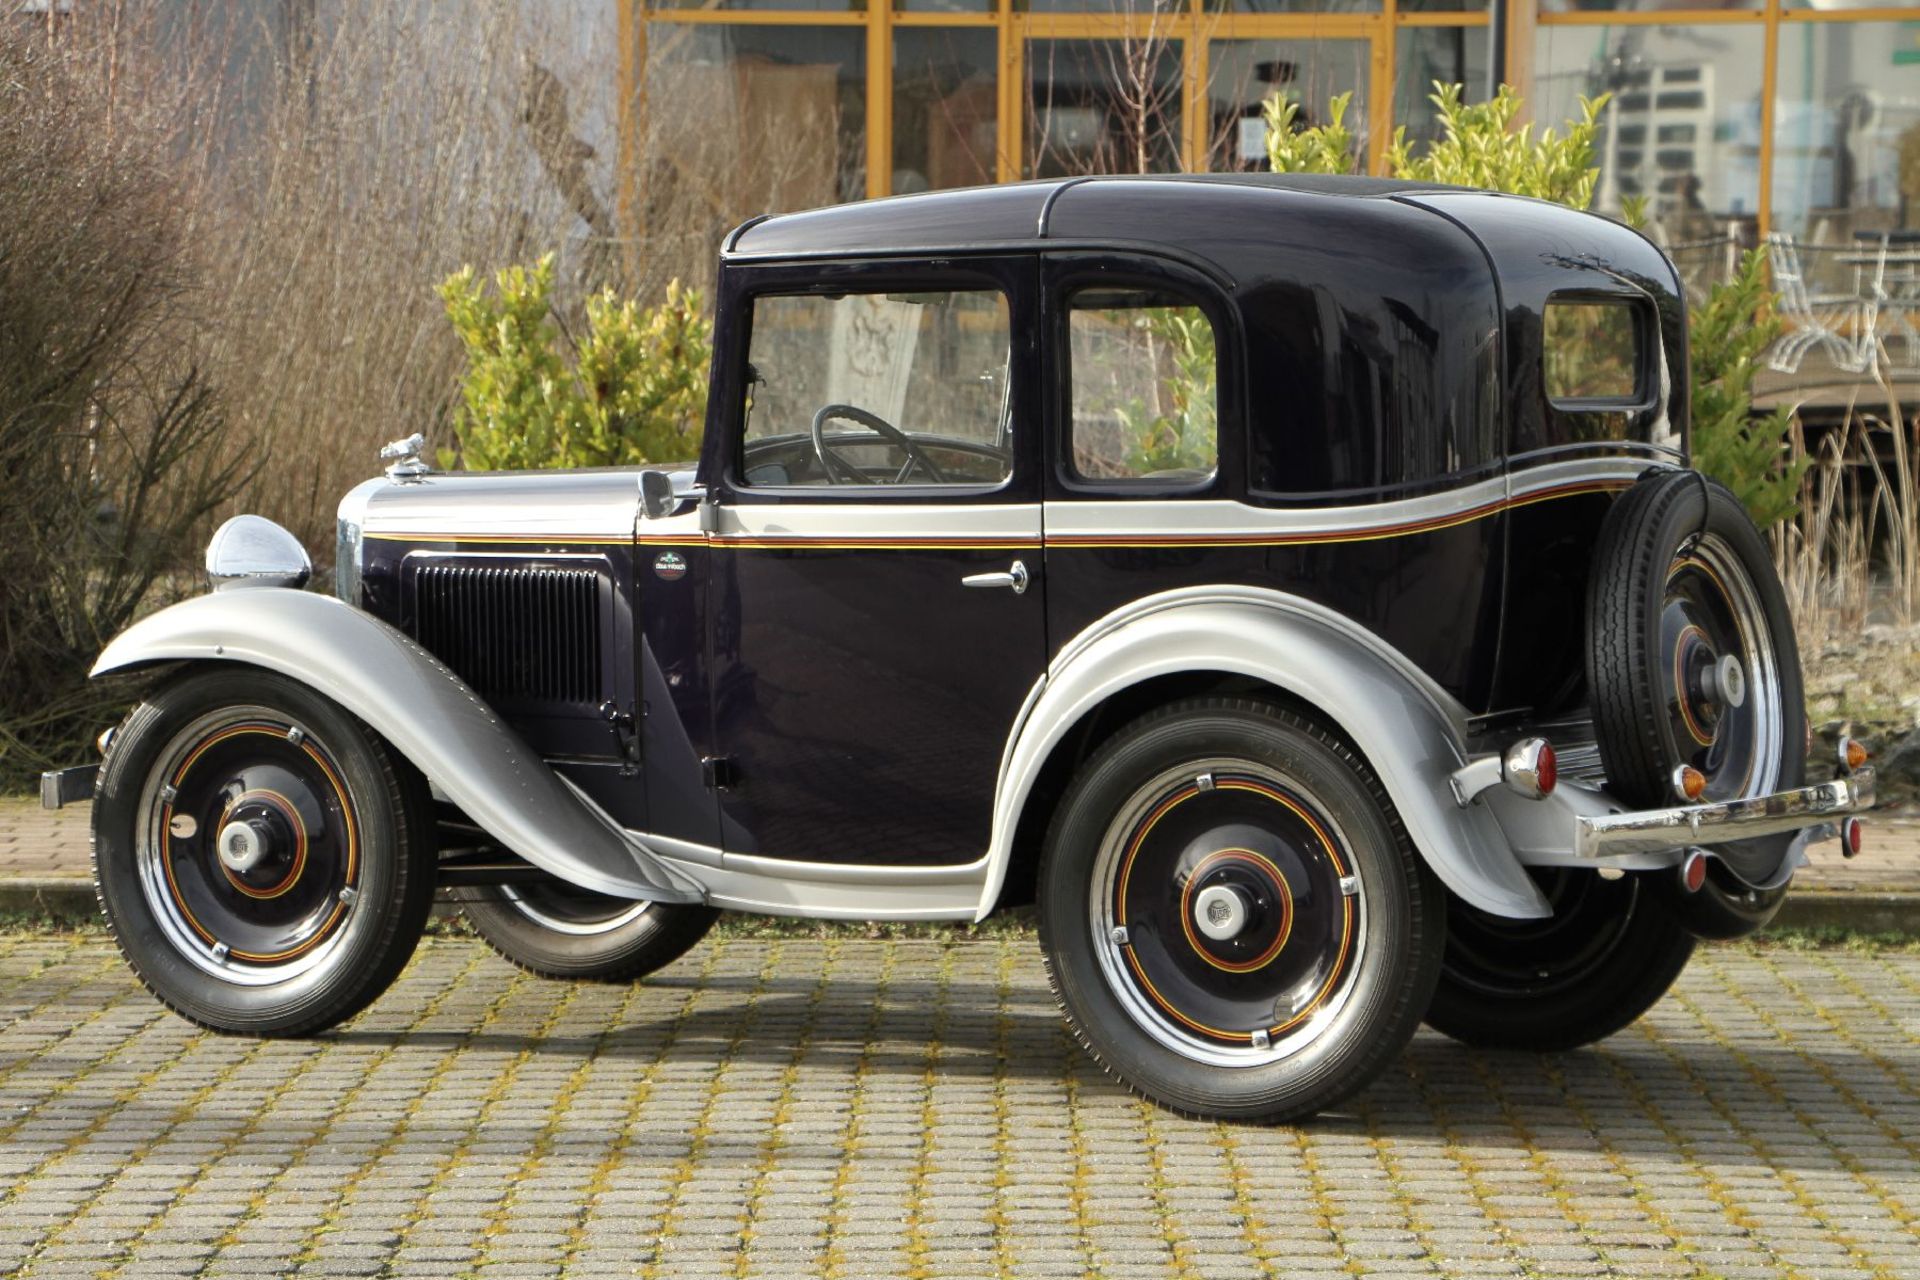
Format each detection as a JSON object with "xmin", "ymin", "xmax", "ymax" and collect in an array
[{"xmin": 410, "ymin": 563, "xmax": 604, "ymax": 707}]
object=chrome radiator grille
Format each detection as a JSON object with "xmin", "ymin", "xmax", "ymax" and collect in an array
[{"xmin": 410, "ymin": 563, "xmax": 603, "ymax": 707}]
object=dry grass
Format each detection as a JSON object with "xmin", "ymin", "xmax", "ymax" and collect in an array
[{"xmin": 1774, "ymin": 366, "xmax": 1918, "ymax": 647}]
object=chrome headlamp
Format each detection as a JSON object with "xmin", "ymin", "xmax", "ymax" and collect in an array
[{"xmin": 205, "ymin": 515, "xmax": 311, "ymax": 592}]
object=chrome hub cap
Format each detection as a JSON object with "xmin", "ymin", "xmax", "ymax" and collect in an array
[
  {"xmin": 216, "ymin": 819, "xmax": 273, "ymax": 874},
  {"xmin": 1091, "ymin": 760, "xmax": 1366, "ymax": 1068},
  {"xmin": 1193, "ymin": 883, "xmax": 1250, "ymax": 941}
]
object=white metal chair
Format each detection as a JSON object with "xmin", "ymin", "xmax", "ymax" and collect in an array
[
  {"xmin": 1859, "ymin": 237, "xmax": 1920, "ymax": 371},
  {"xmin": 1764, "ymin": 232, "xmax": 1870, "ymax": 374}
]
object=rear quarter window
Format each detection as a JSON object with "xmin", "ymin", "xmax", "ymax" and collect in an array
[{"xmin": 1544, "ymin": 298, "xmax": 1646, "ymax": 408}]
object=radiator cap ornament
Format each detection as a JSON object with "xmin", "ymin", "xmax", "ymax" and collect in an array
[{"xmin": 380, "ymin": 433, "xmax": 431, "ymax": 483}]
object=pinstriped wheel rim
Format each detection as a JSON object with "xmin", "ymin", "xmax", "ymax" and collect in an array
[
  {"xmin": 135, "ymin": 706, "xmax": 362, "ymax": 986},
  {"xmin": 1088, "ymin": 758, "xmax": 1367, "ymax": 1068},
  {"xmin": 1660, "ymin": 533, "xmax": 1783, "ymax": 803}
]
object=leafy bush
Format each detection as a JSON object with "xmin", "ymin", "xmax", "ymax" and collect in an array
[
  {"xmin": 1690, "ymin": 249, "xmax": 1807, "ymax": 528},
  {"xmin": 1264, "ymin": 82, "xmax": 1802, "ymax": 524},
  {"xmin": 0, "ymin": 35, "xmax": 252, "ymax": 788},
  {"xmin": 439, "ymin": 254, "xmax": 712, "ymax": 470}
]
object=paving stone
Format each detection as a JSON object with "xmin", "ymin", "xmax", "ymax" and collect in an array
[{"xmin": 0, "ymin": 935, "xmax": 1915, "ymax": 1277}]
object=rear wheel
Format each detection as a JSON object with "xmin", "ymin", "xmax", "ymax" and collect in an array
[
  {"xmin": 92, "ymin": 667, "xmax": 435, "ymax": 1036},
  {"xmin": 1038, "ymin": 699, "xmax": 1443, "ymax": 1123},
  {"xmin": 452, "ymin": 883, "xmax": 717, "ymax": 981},
  {"xmin": 1424, "ymin": 870, "xmax": 1695, "ymax": 1051}
]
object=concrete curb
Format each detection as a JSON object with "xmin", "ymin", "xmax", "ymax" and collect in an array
[
  {"xmin": 0, "ymin": 877, "xmax": 95, "ymax": 919},
  {"xmin": 5, "ymin": 875, "xmax": 1920, "ymax": 937},
  {"xmin": 1771, "ymin": 891, "xmax": 1920, "ymax": 935}
]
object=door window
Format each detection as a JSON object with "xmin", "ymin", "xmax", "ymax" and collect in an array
[
  {"xmin": 741, "ymin": 289, "xmax": 1014, "ymax": 487},
  {"xmin": 1066, "ymin": 287, "xmax": 1219, "ymax": 484}
]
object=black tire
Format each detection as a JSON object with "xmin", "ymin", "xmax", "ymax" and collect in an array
[
  {"xmin": 452, "ymin": 883, "xmax": 718, "ymax": 981},
  {"xmin": 92, "ymin": 666, "xmax": 436, "ymax": 1036},
  {"xmin": 1587, "ymin": 471, "xmax": 1805, "ymax": 816},
  {"xmin": 1037, "ymin": 699, "xmax": 1444, "ymax": 1124},
  {"xmin": 1424, "ymin": 870, "xmax": 1695, "ymax": 1051}
]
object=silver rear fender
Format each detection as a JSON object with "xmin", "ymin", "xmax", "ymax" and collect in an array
[
  {"xmin": 982, "ymin": 587, "xmax": 1554, "ymax": 921},
  {"xmin": 92, "ymin": 589, "xmax": 704, "ymax": 904}
]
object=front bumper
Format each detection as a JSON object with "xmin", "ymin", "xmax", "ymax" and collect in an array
[
  {"xmin": 1574, "ymin": 768, "xmax": 1874, "ymax": 859},
  {"xmin": 41, "ymin": 765, "xmax": 98, "ymax": 810}
]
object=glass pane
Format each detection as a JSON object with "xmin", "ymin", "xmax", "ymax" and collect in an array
[
  {"xmin": 1544, "ymin": 301, "xmax": 1642, "ymax": 403},
  {"xmin": 896, "ymin": 0, "xmax": 989, "ymax": 11},
  {"xmin": 1206, "ymin": 39, "xmax": 1372, "ymax": 172},
  {"xmin": 1535, "ymin": 23, "xmax": 1767, "ymax": 242},
  {"xmin": 1397, "ymin": 0, "xmax": 1490, "ymax": 10},
  {"xmin": 1395, "ymin": 26, "xmax": 1492, "ymax": 152},
  {"xmin": 743, "ymin": 291, "xmax": 1014, "ymax": 487},
  {"xmin": 1026, "ymin": 38, "xmax": 1183, "ymax": 177},
  {"xmin": 1068, "ymin": 290, "xmax": 1218, "ymax": 483},
  {"xmin": 1785, "ymin": 0, "xmax": 1920, "ymax": 8},
  {"xmin": 894, "ymin": 28, "xmax": 998, "ymax": 191},
  {"xmin": 653, "ymin": 0, "xmax": 865, "ymax": 10},
  {"xmin": 1772, "ymin": 20, "xmax": 1920, "ymax": 242},
  {"xmin": 1539, "ymin": 2, "xmax": 1759, "ymax": 12},
  {"xmin": 642, "ymin": 22, "xmax": 866, "ymax": 233},
  {"xmin": 1021, "ymin": 0, "xmax": 1186, "ymax": 12},
  {"xmin": 1204, "ymin": 1, "xmax": 1382, "ymax": 13}
]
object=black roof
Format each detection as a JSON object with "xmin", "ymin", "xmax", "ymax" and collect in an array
[{"xmin": 728, "ymin": 173, "xmax": 1481, "ymax": 265}]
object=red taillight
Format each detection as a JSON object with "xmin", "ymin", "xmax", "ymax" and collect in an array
[
  {"xmin": 1536, "ymin": 743, "xmax": 1557, "ymax": 796},
  {"xmin": 1842, "ymin": 817, "xmax": 1864, "ymax": 859},
  {"xmin": 1680, "ymin": 850, "xmax": 1709, "ymax": 893}
]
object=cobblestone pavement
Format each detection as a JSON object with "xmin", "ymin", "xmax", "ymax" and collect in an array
[{"xmin": 0, "ymin": 936, "xmax": 1916, "ymax": 1279}]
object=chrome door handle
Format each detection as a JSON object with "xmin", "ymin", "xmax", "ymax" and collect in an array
[{"xmin": 962, "ymin": 559, "xmax": 1029, "ymax": 595}]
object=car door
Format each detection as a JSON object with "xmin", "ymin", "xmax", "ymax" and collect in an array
[{"xmin": 706, "ymin": 256, "xmax": 1047, "ymax": 868}]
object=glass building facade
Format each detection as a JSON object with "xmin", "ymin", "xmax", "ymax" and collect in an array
[{"xmin": 618, "ymin": 1, "xmax": 1919, "ymax": 255}]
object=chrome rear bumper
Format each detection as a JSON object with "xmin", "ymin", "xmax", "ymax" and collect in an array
[{"xmin": 1574, "ymin": 768, "xmax": 1874, "ymax": 859}]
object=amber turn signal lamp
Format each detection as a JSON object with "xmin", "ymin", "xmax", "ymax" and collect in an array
[
  {"xmin": 1672, "ymin": 764, "xmax": 1707, "ymax": 803},
  {"xmin": 1839, "ymin": 737, "xmax": 1868, "ymax": 773},
  {"xmin": 1841, "ymin": 817, "xmax": 1864, "ymax": 860}
]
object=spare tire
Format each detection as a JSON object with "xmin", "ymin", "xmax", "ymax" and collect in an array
[{"xmin": 1587, "ymin": 470, "xmax": 1806, "ymax": 895}]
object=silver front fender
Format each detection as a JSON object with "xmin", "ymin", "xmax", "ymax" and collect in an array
[
  {"xmin": 980, "ymin": 587, "xmax": 1553, "ymax": 920},
  {"xmin": 92, "ymin": 589, "xmax": 704, "ymax": 904}
]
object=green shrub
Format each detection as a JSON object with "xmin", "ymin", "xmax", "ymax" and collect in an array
[
  {"xmin": 439, "ymin": 253, "xmax": 711, "ymax": 470},
  {"xmin": 1264, "ymin": 82, "xmax": 1803, "ymax": 525},
  {"xmin": 1690, "ymin": 248, "xmax": 1807, "ymax": 528}
]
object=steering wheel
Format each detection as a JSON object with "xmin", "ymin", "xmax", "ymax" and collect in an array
[{"xmin": 810, "ymin": 404, "xmax": 947, "ymax": 485}]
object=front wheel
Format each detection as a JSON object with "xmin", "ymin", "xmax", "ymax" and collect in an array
[
  {"xmin": 1424, "ymin": 870, "xmax": 1694, "ymax": 1051},
  {"xmin": 92, "ymin": 667, "xmax": 436, "ymax": 1036},
  {"xmin": 452, "ymin": 883, "xmax": 717, "ymax": 981},
  {"xmin": 1038, "ymin": 699, "xmax": 1444, "ymax": 1124}
]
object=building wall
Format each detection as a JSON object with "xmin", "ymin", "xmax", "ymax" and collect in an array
[{"xmin": 619, "ymin": 0, "xmax": 1920, "ymax": 258}]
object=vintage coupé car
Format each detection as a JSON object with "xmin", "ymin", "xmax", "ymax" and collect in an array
[{"xmin": 44, "ymin": 174, "xmax": 1873, "ymax": 1123}]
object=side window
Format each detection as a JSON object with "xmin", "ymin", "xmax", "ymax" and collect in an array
[
  {"xmin": 741, "ymin": 289, "xmax": 1013, "ymax": 488},
  {"xmin": 1066, "ymin": 288, "xmax": 1218, "ymax": 484}
]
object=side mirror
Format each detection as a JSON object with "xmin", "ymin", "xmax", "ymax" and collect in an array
[{"xmin": 639, "ymin": 470, "xmax": 678, "ymax": 521}]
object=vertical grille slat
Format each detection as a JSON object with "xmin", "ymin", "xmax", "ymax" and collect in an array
[{"xmin": 408, "ymin": 562, "xmax": 605, "ymax": 707}]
